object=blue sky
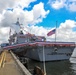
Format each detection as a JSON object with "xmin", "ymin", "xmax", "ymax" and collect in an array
[
  {"xmin": 6, "ymin": 0, "xmax": 76, "ymax": 28},
  {"xmin": 0, "ymin": 0, "xmax": 76, "ymax": 43},
  {"xmin": 23, "ymin": 0, "xmax": 76, "ymax": 28}
]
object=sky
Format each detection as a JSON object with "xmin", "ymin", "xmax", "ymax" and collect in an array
[{"xmin": 0, "ymin": 0, "xmax": 76, "ymax": 44}]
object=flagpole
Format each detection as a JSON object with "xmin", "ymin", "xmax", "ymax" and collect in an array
[{"xmin": 55, "ymin": 21, "xmax": 57, "ymax": 42}]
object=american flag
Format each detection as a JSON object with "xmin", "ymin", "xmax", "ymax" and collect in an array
[{"xmin": 47, "ymin": 29, "xmax": 56, "ymax": 36}]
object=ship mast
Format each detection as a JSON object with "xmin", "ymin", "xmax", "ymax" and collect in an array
[
  {"xmin": 13, "ymin": 18, "xmax": 28, "ymax": 34},
  {"xmin": 13, "ymin": 18, "xmax": 23, "ymax": 30}
]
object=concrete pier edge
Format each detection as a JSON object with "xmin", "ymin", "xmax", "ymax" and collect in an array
[{"xmin": 10, "ymin": 50, "xmax": 32, "ymax": 75}]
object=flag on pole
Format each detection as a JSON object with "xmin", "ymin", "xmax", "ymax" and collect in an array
[{"xmin": 47, "ymin": 29, "xmax": 56, "ymax": 36}]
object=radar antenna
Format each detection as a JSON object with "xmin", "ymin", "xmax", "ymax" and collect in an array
[
  {"xmin": 13, "ymin": 18, "xmax": 23, "ymax": 27},
  {"xmin": 13, "ymin": 18, "xmax": 31, "ymax": 34}
]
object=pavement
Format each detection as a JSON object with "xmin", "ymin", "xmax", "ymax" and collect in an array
[{"xmin": 0, "ymin": 50, "xmax": 24, "ymax": 75}]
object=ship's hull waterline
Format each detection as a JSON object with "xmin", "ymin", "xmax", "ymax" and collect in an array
[{"xmin": 25, "ymin": 46, "xmax": 75, "ymax": 62}]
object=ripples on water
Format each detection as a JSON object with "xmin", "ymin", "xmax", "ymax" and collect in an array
[{"xmin": 28, "ymin": 58, "xmax": 76, "ymax": 75}]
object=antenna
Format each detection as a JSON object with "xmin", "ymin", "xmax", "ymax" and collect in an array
[{"xmin": 13, "ymin": 18, "xmax": 23, "ymax": 28}]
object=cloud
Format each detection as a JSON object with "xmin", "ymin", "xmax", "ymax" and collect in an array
[
  {"xmin": 57, "ymin": 20, "xmax": 76, "ymax": 42},
  {"xmin": 31, "ymin": 2, "xmax": 50, "ymax": 24},
  {"xmin": 0, "ymin": 0, "xmax": 36, "ymax": 13},
  {"xmin": 0, "ymin": 0, "xmax": 76, "ymax": 44},
  {"xmin": 24, "ymin": 20, "xmax": 76, "ymax": 42},
  {"xmin": 0, "ymin": 19, "xmax": 76, "ymax": 44},
  {"xmin": 0, "ymin": 1, "xmax": 49, "ymax": 43},
  {"xmin": 0, "ymin": 0, "xmax": 15, "ymax": 13},
  {"xmin": 48, "ymin": 0, "xmax": 76, "ymax": 12},
  {"xmin": 1, "ymin": 2, "xmax": 49, "ymax": 27},
  {"xmin": 27, "ymin": 25, "xmax": 48, "ymax": 36},
  {"xmin": 13, "ymin": 0, "xmax": 36, "ymax": 9},
  {"xmin": 0, "ymin": 27, "xmax": 9, "ymax": 43},
  {"xmin": 66, "ymin": 0, "xmax": 76, "ymax": 12},
  {"xmin": 49, "ymin": 0, "xmax": 66, "ymax": 10}
]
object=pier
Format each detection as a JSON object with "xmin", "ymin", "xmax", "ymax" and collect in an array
[{"xmin": 0, "ymin": 49, "xmax": 32, "ymax": 75}]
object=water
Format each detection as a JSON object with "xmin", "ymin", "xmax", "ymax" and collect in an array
[{"xmin": 28, "ymin": 59, "xmax": 76, "ymax": 75}]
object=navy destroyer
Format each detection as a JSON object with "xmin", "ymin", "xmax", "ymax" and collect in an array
[{"xmin": 2, "ymin": 18, "xmax": 75, "ymax": 61}]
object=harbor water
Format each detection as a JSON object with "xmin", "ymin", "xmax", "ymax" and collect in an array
[{"xmin": 28, "ymin": 59, "xmax": 76, "ymax": 75}]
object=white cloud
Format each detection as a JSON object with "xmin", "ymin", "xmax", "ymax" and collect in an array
[
  {"xmin": 57, "ymin": 20, "xmax": 76, "ymax": 42},
  {"xmin": 49, "ymin": 0, "xmax": 66, "ymax": 10},
  {"xmin": 0, "ymin": 27, "xmax": 9, "ymax": 43},
  {"xmin": 27, "ymin": 25, "xmax": 48, "ymax": 36},
  {"xmin": 0, "ymin": 0, "xmax": 36, "ymax": 13},
  {"xmin": 23, "ymin": 20, "xmax": 76, "ymax": 42},
  {"xmin": 49, "ymin": 0, "xmax": 76, "ymax": 12},
  {"xmin": 0, "ymin": 19, "xmax": 76, "ymax": 43},
  {"xmin": 14, "ymin": 0, "xmax": 36, "ymax": 9},
  {"xmin": 32, "ymin": 2, "xmax": 50, "ymax": 24},
  {"xmin": 0, "ymin": 2, "xmax": 49, "ymax": 27},
  {"xmin": 0, "ymin": 1, "xmax": 49, "ymax": 43},
  {"xmin": 0, "ymin": 0, "xmax": 15, "ymax": 13},
  {"xmin": 59, "ymin": 20, "xmax": 76, "ymax": 29},
  {"xmin": 66, "ymin": 0, "xmax": 76, "ymax": 12},
  {"xmin": 0, "ymin": 0, "xmax": 76, "ymax": 44}
]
